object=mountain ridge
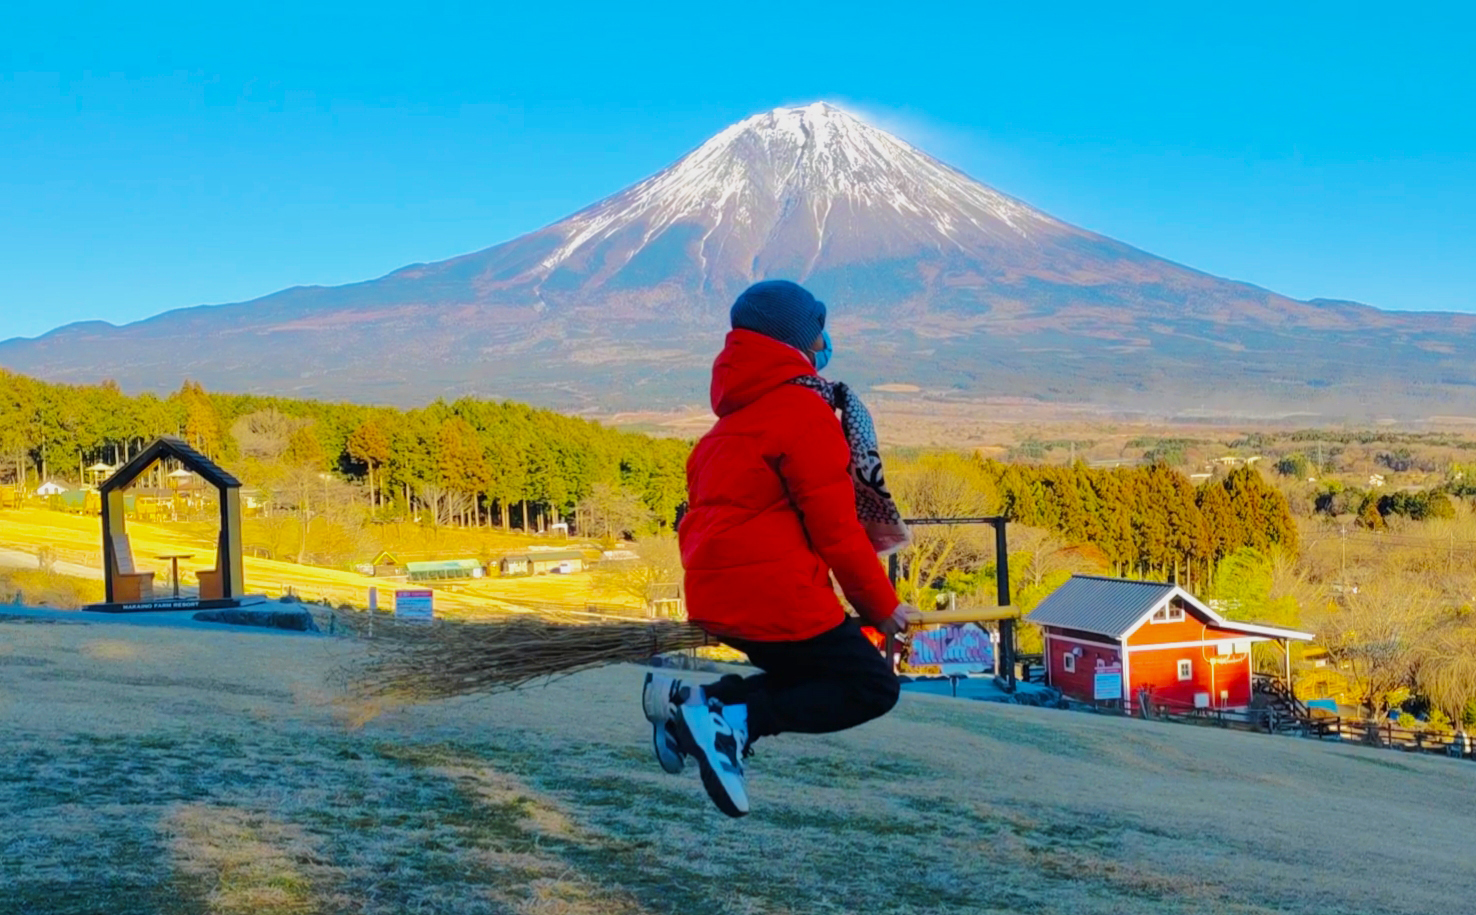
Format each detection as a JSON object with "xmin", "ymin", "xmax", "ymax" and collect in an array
[{"xmin": 4, "ymin": 102, "xmax": 1474, "ymax": 419}]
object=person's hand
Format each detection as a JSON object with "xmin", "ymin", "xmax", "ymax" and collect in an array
[{"xmin": 877, "ymin": 602, "xmax": 919, "ymax": 636}]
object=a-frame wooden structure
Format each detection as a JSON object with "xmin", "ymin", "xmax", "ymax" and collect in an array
[{"xmin": 90, "ymin": 436, "xmax": 252, "ymax": 612}]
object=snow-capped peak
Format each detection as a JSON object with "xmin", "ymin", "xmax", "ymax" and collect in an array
[{"xmin": 529, "ymin": 102, "xmax": 1068, "ymax": 294}]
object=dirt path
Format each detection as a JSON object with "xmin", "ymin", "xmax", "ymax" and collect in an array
[{"xmin": 0, "ymin": 546, "xmax": 103, "ymax": 579}]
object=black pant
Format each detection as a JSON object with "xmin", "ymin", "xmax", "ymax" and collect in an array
[{"xmin": 702, "ymin": 618, "xmax": 900, "ymax": 747}]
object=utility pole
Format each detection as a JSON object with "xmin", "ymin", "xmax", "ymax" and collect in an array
[{"xmin": 1340, "ymin": 525, "xmax": 1347, "ymax": 592}]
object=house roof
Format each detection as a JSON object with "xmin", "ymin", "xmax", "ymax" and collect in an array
[
  {"xmin": 1027, "ymin": 576, "xmax": 1176, "ymax": 638},
  {"xmin": 502, "ymin": 550, "xmax": 584, "ymax": 563},
  {"xmin": 100, "ymin": 437, "xmax": 240, "ymax": 495},
  {"xmin": 1025, "ymin": 574, "xmax": 1314, "ymax": 642},
  {"xmin": 406, "ymin": 559, "xmax": 482, "ymax": 573}
]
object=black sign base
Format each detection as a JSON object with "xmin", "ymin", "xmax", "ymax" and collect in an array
[{"xmin": 84, "ymin": 595, "xmax": 269, "ymax": 614}]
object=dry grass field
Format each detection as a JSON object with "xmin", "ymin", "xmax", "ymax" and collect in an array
[
  {"xmin": 0, "ymin": 508, "xmax": 639, "ymax": 614},
  {"xmin": 3, "ymin": 614, "xmax": 1473, "ymax": 915}
]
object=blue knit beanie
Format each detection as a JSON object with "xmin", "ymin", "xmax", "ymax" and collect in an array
[{"xmin": 730, "ymin": 280, "xmax": 826, "ymax": 355}]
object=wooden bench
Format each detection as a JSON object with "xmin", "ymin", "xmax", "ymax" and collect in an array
[
  {"xmin": 194, "ymin": 530, "xmax": 228, "ymax": 600},
  {"xmin": 109, "ymin": 533, "xmax": 155, "ymax": 602},
  {"xmin": 196, "ymin": 567, "xmax": 223, "ymax": 600}
]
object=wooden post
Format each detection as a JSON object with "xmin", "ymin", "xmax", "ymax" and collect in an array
[
  {"xmin": 101, "ymin": 487, "xmax": 118, "ymax": 603},
  {"xmin": 885, "ymin": 553, "xmax": 900, "ymax": 670},
  {"xmin": 219, "ymin": 487, "xmax": 244, "ymax": 599},
  {"xmin": 994, "ymin": 519, "xmax": 1015, "ymax": 692}
]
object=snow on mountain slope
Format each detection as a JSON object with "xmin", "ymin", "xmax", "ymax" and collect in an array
[
  {"xmin": 378, "ymin": 102, "xmax": 1093, "ymax": 310},
  {"xmin": 537, "ymin": 103, "xmax": 1061, "ymax": 280}
]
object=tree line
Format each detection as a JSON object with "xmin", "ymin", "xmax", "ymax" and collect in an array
[
  {"xmin": 988, "ymin": 461, "xmax": 1297, "ymax": 589},
  {"xmin": 883, "ymin": 452, "xmax": 1298, "ymax": 607},
  {"xmin": 0, "ymin": 370, "xmax": 689, "ymax": 534}
]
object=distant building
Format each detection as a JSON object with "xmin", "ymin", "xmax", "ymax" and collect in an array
[
  {"xmin": 1026, "ymin": 575, "xmax": 1312, "ymax": 711},
  {"xmin": 369, "ymin": 551, "xmax": 402, "ymax": 577},
  {"xmin": 405, "ymin": 559, "xmax": 483, "ymax": 582},
  {"xmin": 499, "ymin": 549, "xmax": 585, "ymax": 576},
  {"xmin": 35, "ymin": 480, "xmax": 70, "ymax": 497}
]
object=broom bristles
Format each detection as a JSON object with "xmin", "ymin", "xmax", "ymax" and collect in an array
[{"xmin": 337, "ymin": 613, "xmax": 711, "ymax": 704}]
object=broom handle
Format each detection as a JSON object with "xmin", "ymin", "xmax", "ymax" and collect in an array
[{"xmin": 907, "ymin": 607, "xmax": 1017, "ymax": 626}]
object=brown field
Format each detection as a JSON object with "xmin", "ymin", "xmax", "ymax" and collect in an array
[
  {"xmin": 605, "ymin": 402, "xmax": 1476, "ymax": 459},
  {"xmin": 3, "ymin": 615, "xmax": 1473, "ymax": 915}
]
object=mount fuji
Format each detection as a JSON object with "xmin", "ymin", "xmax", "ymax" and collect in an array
[{"xmin": 4, "ymin": 102, "xmax": 1474, "ymax": 418}]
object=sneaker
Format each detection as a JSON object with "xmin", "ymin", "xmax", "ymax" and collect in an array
[
  {"xmin": 642, "ymin": 672, "xmax": 687, "ymax": 775},
  {"xmin": 674, "ymin": 697, "xmax": 749, "ymax": 818}
]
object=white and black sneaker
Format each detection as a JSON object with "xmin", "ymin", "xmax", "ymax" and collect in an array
[
  {"xmin": 674, "ymin": 697, "xmax": 749, "ymax": 818},
  {"xmin": 641, "ymin": 672, "xmax": 687, "ymax": 775}
]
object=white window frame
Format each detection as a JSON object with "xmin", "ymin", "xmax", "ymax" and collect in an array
[
  {"xmin": 1062, "ymin": 652, "xmax": 1076, "ymax": 674},
  {"xmin": 1151, "ymin": 604, "xmax": 1185, "ymax": 624},
  {"xmin": 1177, "ymin": 659, "xmax": 1193, "ymax": 681}
]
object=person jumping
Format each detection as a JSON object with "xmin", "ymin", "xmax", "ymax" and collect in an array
[{"xmin": 642, "ymin": 279, "xmax": 916, "ymax": 818}]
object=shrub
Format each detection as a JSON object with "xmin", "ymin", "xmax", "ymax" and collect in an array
[{"xmin": 0, "ymin": 568, "xmax": 104, "ymax": 609}]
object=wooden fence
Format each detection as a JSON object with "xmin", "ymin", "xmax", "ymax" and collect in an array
[{"xmin": 1141, "ymin": 689, "xmax": 1476, "ymax": 762}]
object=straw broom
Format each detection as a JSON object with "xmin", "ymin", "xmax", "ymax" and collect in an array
[
  {"xmin": 336, "ymin": 606, "xmax": 1011, "ymax": 706},
  {"xmin": 338, "ymin": 611, "xmax": 713, "ymax": 704}
]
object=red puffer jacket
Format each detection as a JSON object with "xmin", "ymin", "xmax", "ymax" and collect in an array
[{"xmin": 679, "ymin": 329, "xmax": 900, "ymax": 642}]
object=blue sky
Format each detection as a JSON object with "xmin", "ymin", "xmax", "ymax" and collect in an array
[{"xmin": 3, "ymin": 1, "xmax": 1474, "ymax": 340}]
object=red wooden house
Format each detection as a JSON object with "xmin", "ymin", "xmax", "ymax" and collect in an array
[{"xmin": 1025, "ymin": 575, "xmax": 1313, "ymax": 710}]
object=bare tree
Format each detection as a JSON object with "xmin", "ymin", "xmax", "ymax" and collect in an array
[
  {"xmin": 276, "ymin": 467, "xmax": 367, "ymax": 565},
  {"xmin": 577, "ymin": 482, "xmax": 653, "ymax": 541},
  {"xmin": 1415, "ymin": 620, "xmax": 1476, "ymax": 722},
  {"xmin": 1265, "ymin": 546, "xmax": 1329, "ymax": 620},
  {"xmin": 414, "ymin": 482, "xmax": 473, "ymax": 528},
  {"xmin": 1315, "ymin": 577, "xmax": 1444, "ymax": 717},
  {"xmin": 231, "ymin": 409, "xmax": 303, "ymax": 463},
  {"xmin": 1010, "ymin": 525, "xmax": 1104, "ymax": 592},
  {"xmin": 591, "ymin": 535, "xmax": 683, "ymax": 610},
  {"xmin": 891, "ymin": 453, "xmax": 998, "ymax": 598}
]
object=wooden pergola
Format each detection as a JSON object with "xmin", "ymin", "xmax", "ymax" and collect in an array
[{"xmin": 90, "ymin": 437, "xmax": 250, "ymax": 612}]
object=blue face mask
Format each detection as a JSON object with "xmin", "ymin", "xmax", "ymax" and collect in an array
[{"xmin": 813, "ymin": 329, "xmax": 832, "ymax": 372}]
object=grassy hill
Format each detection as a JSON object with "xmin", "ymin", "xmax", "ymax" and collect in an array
[{"xmin": 3, "ymin": 614, "xmax": 1472, "ymax": 915}]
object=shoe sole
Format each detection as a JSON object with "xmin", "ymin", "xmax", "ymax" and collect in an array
[
  {"xmin": 674, "ymin": 704, "xmax": 748, "ymax": 818},
  {"xmin": 644, "ymin": 672, "xmax": 686, "ymax": 774},
  {"xmin": 652, "ymin": 720, "xmax": 685, "ymax": 775},
  {"xmin": 642, "ymin": 672, "xmax": 673, "ymax": 723}
]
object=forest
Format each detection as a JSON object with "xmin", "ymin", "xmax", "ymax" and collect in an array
[{"xmin": 0, "ymin": 370, "xmax": 690, "ymax": 536}]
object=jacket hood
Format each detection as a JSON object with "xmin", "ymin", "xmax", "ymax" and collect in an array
[{"xmin": 710, "ymin": 329, "xmax": 816, "ymax": 417}]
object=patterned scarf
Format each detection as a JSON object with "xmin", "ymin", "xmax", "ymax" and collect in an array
[{"xmin": 790, "ymin": 376, "xmax": 911, "ymax": 556}]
